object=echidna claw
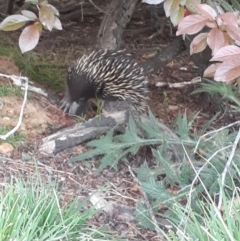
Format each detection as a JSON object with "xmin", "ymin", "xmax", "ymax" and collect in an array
[{"xmin": 60, "ymin": 99, "xmax": 71, "ymax": 114}]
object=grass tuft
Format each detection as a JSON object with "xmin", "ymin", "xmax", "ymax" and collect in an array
[{"xmin": 0, "ymin": 178, "xmax": 125, "ymax": 241}]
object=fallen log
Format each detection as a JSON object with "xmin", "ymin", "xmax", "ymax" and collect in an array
[{"xmin": 40, "ymin": 100, "xmax": 183, "ymax": 162}]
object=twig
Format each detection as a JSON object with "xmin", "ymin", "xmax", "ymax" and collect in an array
[
  {"xmin": 217, "ymin": 127, "xmax": 240, "ymax": 210},
  {"xmin": 128, "ymin": 166, "xmax": 165, "ymax": 241},
  {"xmin": 88, "ymin": 0, "xmax": 108, "ymax": 14},
  {"xmin": 0, "ymin": 74, "xmax": 28, "ymax": 140},
  {"xmin": 156, "ymin": 76, "xmax": 202, "ymax": 88},
  {"xmin": 194, "ymin": 120, "xmax": 240, "ymax": 153},
  {"xmin": 108, "ymin": 182, "xmax": 137, "ymax": 202}
]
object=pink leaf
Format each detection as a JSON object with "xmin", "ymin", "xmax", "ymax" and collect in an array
[
  {"xmin": 214, "ymin": 59, "xmax": 240, "ymax": 83},
  {"xmin": 206, "ymin": 20, "xmax": 217, "ymax": 29},
  {"xmin": 176, "ymin": 14, "xmax": 208, "ymax": 35},
  {"xmin": 190, "ymin": 32, "xmax": 208, "ymax": 55},
  {"xmin": 207, "ymin": 28, "xmax": 225, "ymax": 55},
  {"xmin": 226, "ymin": 25, "xmax": 240, "ymax": 42},
  {"xmin": 203, "ymin": 63, "xmax": 220, "ymax": 77},
  {"xmin": 211, "ymin": 45, "xmax": 240, "ymax": 62},
  {"xmin": 197, "ymin": 4, "xmax": 217, "ymax": 21},
  {"xmin": 19, "ymin": 24, "xmax": 40, "ymax": 53},
  {"xmin": 219, "ymin": 12, "xmax": 238, "ymax": 29}
]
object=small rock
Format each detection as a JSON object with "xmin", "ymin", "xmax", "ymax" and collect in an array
[
  {"xmin": 0, "ymin": 143, "xmax": 14, "ymax": 154},
  {"xmin": 168, "ymin": 105, "xmax": 179, "ymax": 111},
  {"xmin": 2, "ymin": 117, "xmax": 11, "ymax": 127},
  {"xmin": 8, "ymin": 109, "xmax": 15, "ymax": 115},
  {"xmin": 3, "ymin": 116, "xmax": 11, "ymax": 121}
]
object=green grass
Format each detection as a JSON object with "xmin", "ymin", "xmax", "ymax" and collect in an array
[
  {"xmin": 0, "ymin": 178, "xmax": 126, "ymax": 241},
  {"xmin": 134, "ymin": 170, "xmax": 240, "ymax": 241},
  {"xmin": 0, "ymin": 127, "xmax": 25, "ymax": 146},
  {"xmin": 167, "ymin": 187, "xmax": 240, "ymax": 241},
  {"xmin": 0, "ymin": 84, "xmax": 23, "ymax": 97},
  {"xmin": 0, "ymin": 35, "xmax": 66, "ymax": 93}
]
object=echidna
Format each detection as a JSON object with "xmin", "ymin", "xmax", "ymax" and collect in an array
[{"xmin": 60, "ymin": 49, "xmax": 148, "ymax": 115}]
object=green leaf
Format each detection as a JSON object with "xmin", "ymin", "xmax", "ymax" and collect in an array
[
  {"xmin": 174, "ymin": 112, "xmax": 192, "ymax": 141},
  {"xmin": 230, "ymin": 0, "xmax": 240, "ymax": 10},
  {"xmin": 0, "ymin": 15, "xmax": 29, "ymax": 31},
  {"xmin": 134, "ymin": 161, "xmax": 156, "ymax": 182},
  {"xmin": 69, "ymin": 148, "xmax": 103, "ymax": 162},
  {"xmin": 141, "ymin": 177, "xmax": 172, "ymax": 203},
  {"xmin": 152, "ymin": 149, "xmax": 179, "ymax": 186},
  {"xmin": 135, "ymin": 201, "xmax": 155, "ymax": 230},
  {"xmin": 199, "ymin": 112, "xmax": 220, "ymax": 135},
  {"xmin": 96, "ymin": 148, "xmax": 130, "ymax": 174}
]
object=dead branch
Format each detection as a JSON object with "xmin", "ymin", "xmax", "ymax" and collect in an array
[
  {"xmin": 156, "ymin": 76, "xmax": 202, "ymax": 88},
  {"xmin": 40, "ymin": 110, "xmax": 130, "ymax": 155},
  {"xmin": 140, "ymin": 36, "xmax": 186, "ymax": 75},
  {"xmin": 40, "ymin": 99, "xmax": 183, "ymax": 162}
]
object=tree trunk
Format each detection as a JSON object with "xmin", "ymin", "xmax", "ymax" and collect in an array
[
  {"xmin": 97, "ymin": 0, "xmax": 139, "ymax": 50},
  {"xmin": 140, "ymin": 36, "xmax": 185, "ymax": 75}
]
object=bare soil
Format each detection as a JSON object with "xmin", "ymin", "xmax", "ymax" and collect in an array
[{"xmin": 0, "ymin": 6, "xmax": 233, "ymax": 240}]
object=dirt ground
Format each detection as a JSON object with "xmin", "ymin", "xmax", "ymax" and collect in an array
[{"xmin": 0, "ymin": 4, "xmax": 234, "ymax": 240}]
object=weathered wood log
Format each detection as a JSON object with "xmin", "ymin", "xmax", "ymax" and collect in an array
[
  {"xmin": 40, "ymin": 100, "xmax": 183, "ymax": 162},
  {"xmin": 40, "ymin": 100, "xmax": 134, "ymax": 154},
  {"xmin": 40, "ymin": 109, "xmax": 129, "ymax": 155}
]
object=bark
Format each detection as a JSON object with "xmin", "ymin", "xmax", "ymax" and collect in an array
[
  {"xmin": 40, "ymin": 110, "xmax": 129, "ymax": 155},
  {"xmin": 140, "ymin": 36, "xmax": 186, "ymax": 75},
  {"xmin": 97, "ymin": 0, "xmax": 139, "ymax": 50},
  {"xmin": 40, "ymin": 106, "xmax": 182, "ymax": 162}
]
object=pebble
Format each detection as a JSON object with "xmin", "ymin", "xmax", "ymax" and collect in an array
[
  {"xmin": 0, "ymin": 143, "xmax": 14, "ymax": 154},
  {"xmin": 2, "ymin": 116, "xmax": 11, "ymax": 122},
  {"xmin": 168, "ymin": 105, "xmax": 179, "ymax": 111}
]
